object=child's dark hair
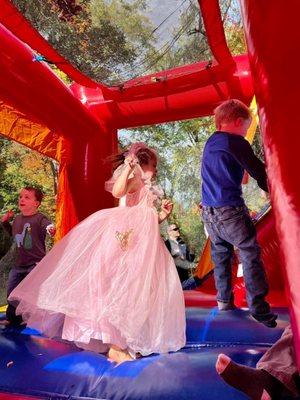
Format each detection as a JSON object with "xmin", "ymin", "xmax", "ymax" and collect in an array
[
  {"xmin": 109, "ymin": 146, "xmax": 157, "ymax": 171},
  {"xmin": 24, "ymin": 186, "xmax": 44, "ymax": 203}
]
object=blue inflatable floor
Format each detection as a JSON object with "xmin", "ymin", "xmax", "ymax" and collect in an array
[{"xmin": 0, "ymin": 307, "xmax": 290, "ymax": 400}]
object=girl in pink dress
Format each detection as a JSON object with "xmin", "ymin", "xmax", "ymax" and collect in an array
[{"xmin": 9, "ymin": 142, "xmax": 186, "ymax": 363}]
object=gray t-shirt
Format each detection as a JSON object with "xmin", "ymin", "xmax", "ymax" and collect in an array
[{"xmin": 3, "ymin": 212, "xmax": 52, "ymax": 267}]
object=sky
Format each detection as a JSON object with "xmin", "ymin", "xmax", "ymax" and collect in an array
[{"xmin": 146, "ymin": 0, "xmax": 191, "ymax": 46}]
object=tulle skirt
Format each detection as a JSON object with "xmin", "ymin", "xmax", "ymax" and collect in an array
[{"xmin": 9, "ymin": 204, "xmax": 186, "ymax": 356}]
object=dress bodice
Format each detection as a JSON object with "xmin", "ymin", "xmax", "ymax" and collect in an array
[{"xmin": 119, "ymin": 182, "xmax": 162, "ymax": 208}]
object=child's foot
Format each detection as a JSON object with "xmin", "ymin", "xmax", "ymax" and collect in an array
[
  {"xmin": 252, "ymin": 313, "xmax": 278, "ymax": 328},
  {"xmin": 108, "ymin": 346, "xmax": 134, "ymax": 364},
  {"xmin": 216, "ymin": 354, "xmax": 287, "ymax": 400}
]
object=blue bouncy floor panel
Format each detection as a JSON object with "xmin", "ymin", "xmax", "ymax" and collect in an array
[{"xmin": 0, "ymin": 308, "xmax": 290, "ymax": 400}]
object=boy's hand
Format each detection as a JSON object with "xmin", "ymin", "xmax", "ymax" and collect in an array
[
  {"xmin": 242, "ymin": 171, "xmax": 249, "ymax": 185},
  {"xmin": 46, "ymin": 224, "xmax": 56, "ymax": 237},
  {"xmin": 1, "ymin": 210, "xmax": 14, "ymax": 223}
]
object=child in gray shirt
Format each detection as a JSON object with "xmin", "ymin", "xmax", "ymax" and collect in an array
[{"xmin": 1, "ymin": 186, "xmax": 55, "ymax": 325}]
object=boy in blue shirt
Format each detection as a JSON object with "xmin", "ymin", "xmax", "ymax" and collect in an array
[{"xmin": 201, "ymin": 99, "xmax": 277, "ymax": 327}]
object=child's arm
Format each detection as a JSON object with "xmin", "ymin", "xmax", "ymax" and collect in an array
[
  {"xmin": 112, "ymin": 156, "xmax": 139, "ymax": 198},
  {"xmin": 40, "ymin": 216, "xmax": 56, "ymax": 237},
  {"xmin": 230, "ymin": 138, "xmax": 268, "ymax": 192},
  {"xmin": 1, "ymin": 210, "xmax": 14, "ymax": 236},
  {"xmin": 46, "ymin": 224, "xmax": 56, "ymax": 237},
  {"xmin": 158, "ymin": 199, "xmax": 173, "ymax": 223}
]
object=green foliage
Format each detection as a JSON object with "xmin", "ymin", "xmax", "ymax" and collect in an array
[
  {"xmin": 0, "ymin": 138, "xmax": 56, "ymax": 305},
  {"xmin": 6, "ymin": 0, "xmax": 264, "ymax": 261},
  {"xmin": 0, "ymin": 138, "xmax": 56, "ymax": 221},
  {"xmin": 12, "ymin": 0, "xmax": 156, "ymax": 84},
  {"xmin": 118, "ymin": 0, "xmax": 265, "ymax": 258},
  {"xmin": 121, "ymin": 119, "xmax": 267, "ymax": 257},
  {"xmin": 242, "ymin": 130, "xmax": 269, "ymax": 213},
  {"xmin": 152, "ymin": 1, "xmax": 211, "ymax": 72},
  {"xmin": 120, "ymin": 117, "xmax": 214, "ymax": 255}
]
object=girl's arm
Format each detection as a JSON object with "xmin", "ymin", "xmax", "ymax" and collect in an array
[
  {"xmin": 158, "ymin": 199, "xmax": 173, "ymax": 223},
  {"xmin": 112, "ymin": 156, "xmax": 139, "ymax": 198}
]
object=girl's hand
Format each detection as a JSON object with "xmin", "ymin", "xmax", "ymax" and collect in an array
[
  {"xmin": 159, "ymin": 199, "xmax": 173, "ymax": 223},
  {"xmin": 1, "ymin": 210, "xmax": 14, "ymax": 223},
  {"xmin": 161, "ymin": 199, "xmax": 173, "ymax": 216},
  {"xmin": 124, "ymin": 155, "xmax": 139, "ymax": 170}
]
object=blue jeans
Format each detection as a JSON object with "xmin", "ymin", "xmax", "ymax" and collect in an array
[
  {"xmin": 202, "ymin": 205, "xmax": 271, "ymax": 317},
  {"xmin": 6, "ymin": 264, "xmax": 35, "ymax": 323}
]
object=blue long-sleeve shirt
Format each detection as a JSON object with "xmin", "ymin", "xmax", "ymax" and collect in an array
[{"xmin": 201, "ymin": 131, "xmax": 268, "ymax": 207}]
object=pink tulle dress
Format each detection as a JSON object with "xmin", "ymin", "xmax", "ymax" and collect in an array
[{"xmin": 9, "ymin": 179, "xmax": 186, "ymax": 356}]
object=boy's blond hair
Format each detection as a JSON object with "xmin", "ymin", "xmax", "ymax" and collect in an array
[{"xmin": 214, "ymin": 99, "xmax": 251, "ymax": 127}]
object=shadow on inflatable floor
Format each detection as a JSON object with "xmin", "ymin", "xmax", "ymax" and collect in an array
[{"xmin": 0, "ymin": 306, "xmax": 296, "ymax": 400}]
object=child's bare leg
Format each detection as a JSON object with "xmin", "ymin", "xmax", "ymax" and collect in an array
[
  {"xmin": 108, "ymin": 345, "xmax": 134, "ymax": 364},
  {"xmin": 216, "ymin": 354, "xmax": 291, "ymax": 400}
]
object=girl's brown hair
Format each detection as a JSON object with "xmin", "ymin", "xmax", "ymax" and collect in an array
[{"xmin": 109, "ymin": 145, "xmax": 157, "ymax": 171}]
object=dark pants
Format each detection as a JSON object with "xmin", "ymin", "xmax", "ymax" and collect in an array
[
  {"xmin": 6, "ymin": 264, "xmax": 35, "ymax": 323},
  {"xmin": 202, "ymin": 205, "xmax": 271, "ymax": 318},
  {"xmin": 176, "ymin": 266, "xmax": 190, "ymax": 282}
]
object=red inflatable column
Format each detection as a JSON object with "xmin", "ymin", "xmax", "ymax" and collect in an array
[
  {"xmin": 57, "ymin": 129, "xmax": 117, "ymax": 236},
  {"xmin": 240, "ymin": 0, "xmax": 300, "ymax": 367}
]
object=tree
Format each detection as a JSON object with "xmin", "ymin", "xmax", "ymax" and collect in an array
[
  {"xmin": 0, "ymin": 138, "xmax": 56, "ymax": 221},
  {"xmin": 12, "ymin": 0, "xmax": 156, "ymax": 84},
  {"xmin": 119, "ymin": 117, "xmax": 214, "ymax": 255},
  {"xmin": 0, "ymin": 137, "xmax": 57, "ymax": 305},
  {"xmin": 119, "ymin": 0, "xmax": 262, "ymax": 258}
]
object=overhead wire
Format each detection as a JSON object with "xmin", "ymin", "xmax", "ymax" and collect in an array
[
  {"xmin": 28, "ymin": 0, "xmax": 199, "ymax": 85},
  {"xmin": 115, "ymin": 9, "xmax": 198, "ymax": 83},
  {"xmin": 150, "ymin": 0, "xmax": 188, "ymax": 35},
  {"xmin": 123, "ymin": 0, "xmax": 189, "ymax": 59},
  {"xmin": 116, "ymin": 5, "xmax": 197, "ymax": 81}
]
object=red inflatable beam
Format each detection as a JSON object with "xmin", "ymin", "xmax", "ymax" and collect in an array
[
  {"xmin": 72, "ymin": 54, "xmax": 253, "ymax": 128},
  {"xmin": 0, "ymin": 23, "xmax": 102, "ymax": 139},
  {"xmin": 0, "ymin": 21, "xmax": 117, "ymax": 234},
  {"xmin": 199, "ymin": 0, "xmax": 235, "ymax": 67}
]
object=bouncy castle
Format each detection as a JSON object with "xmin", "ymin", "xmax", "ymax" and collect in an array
[{"xmin": 0, "ymin": 0, "xmax": 299, "ymax": 399}]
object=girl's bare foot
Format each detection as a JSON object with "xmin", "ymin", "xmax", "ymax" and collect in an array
[{"xmin": 108, "ymin": 345, "xmax": 134, "ymax": 364}]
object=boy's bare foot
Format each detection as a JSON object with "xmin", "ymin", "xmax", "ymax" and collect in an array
[
  {"xmin": 108, "ymin": 346, "xmax": 134, "ymax": 364},
  {"xmin": 216, "ymin": 354, "xmax": 287, "ymax": 400}
]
